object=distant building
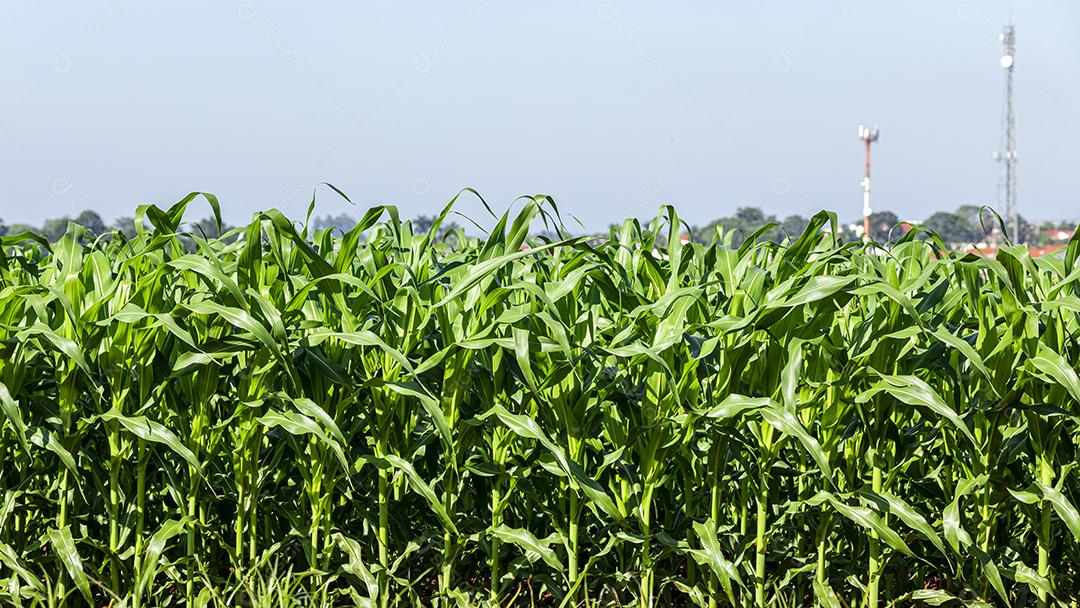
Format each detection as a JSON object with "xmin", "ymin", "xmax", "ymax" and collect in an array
[
  {"xmin": 961, "ymin": 244, "xmax": 1066, "ymax": 259},
  {"xmin": 1041, "ymin": 228, "xmax": 1074, "ymax": 242}
]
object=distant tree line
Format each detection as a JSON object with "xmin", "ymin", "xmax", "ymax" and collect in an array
[
  {"xmin": 692, "ymin": 207, "xmax": 811, "ymax": 246},
  {"xmin": 1, "ymin": 206, "xmax": 1071, "ymax": 250},
  {"xmin": 0, "ymin": 211, "xmax": 462, "ymax": 243},
  {"xmin": 691, "ymin": 204, "xmax": 1068, "ymax": 247},
  {"xmin": 1, "ymin": 210, "xmax": 120, "ymax": 241},
  {"xmin": 0, "ymin": 210, "xmax": 229, "ymax": 242}
]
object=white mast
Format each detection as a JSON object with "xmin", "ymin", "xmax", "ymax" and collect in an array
[
  {"xmin": 858, "ymin": 125, "xmax": 879, "ymax": 242},
  {"xmin": 994, "ymin": 24, "xmax": 1018, "ymax": 241}
]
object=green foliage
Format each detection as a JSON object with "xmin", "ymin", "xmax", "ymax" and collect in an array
[
  {"xmin": 923, "ymin": 210, "xmax": 977, "ymax": 244},
  {"xmin": 782, "ymin": 214, "xmax": 810, "ymax": 239},
  {"xmin": 73, "ymin": 210, "xmax": 106, "ymax": 237},
  {"xmin": 3, "ymin": 192, "xmax": 1080, "ymax": 607},
  {"xmin": 110, "ymin": 215, "xmax": 139, "ymax": 240},
  {"xmin": 868, "ymin": 210, "xmax": 900, "ymax": 242},
  {"xmin": 697, "ymin": 206, "xmax": 780, "ymax": 245},
  {"xmin": 40, "ymin": 216, "xmax": 72, "ymax": 241},
  {"xmin": 311, "ymin": 212, "xmax": 358, "ymax": 233}
]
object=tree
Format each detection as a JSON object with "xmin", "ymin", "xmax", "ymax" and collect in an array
[
  {"xmin": 867, "ymin": 210, "xmax": 899, "ymax": 242},
  {"xmin": 0, "ymin": 219, "xmax": 6, "ymax": 237},
  {"xmin": 412, "ymin": 215, "xmax": 435, "ymax": 235},
  {"xmin": 408, "ymin": 215, "xmax": 462, "ymax": 245},
  {"xmin": 1015, "ymin": 215, "xmax": 1035, "ymax": 244},
  {"xmin": 41, "ymin": 217, "xmax": 72, "ymax": 242},
  {"xmin": 438, "ymin": 221, "xmax": 463, "ymax": 247},
  {"xmin": 697, "ymin": 206, "xmax": 779, "ymax": 246},
  {"xmin": 110, "ymin": 216, "xmax": 138, "ymax": 239},
  {"xmin": 5, "ymin": 223, "xmax": 36, "ymax": 237},
  {"xmin": 923, "ymin": 211, "xmax": 975, "ymax": 244},
  {"xmin": 189, "ymin": 217, "xmax": 228, "ymax": 240},
  {"xmin": 311, "ymin": 214, "xmax": 357, "ymax": 233},
  {"xmin": 731, "ymin": 207, "xmax": 773, "ymax": 230},
  {"xmin": 955, "ymin": 205, "xmax": 995, "ymax": 241},
  {"xmin": 74, "ymin": 210, "xmax": 106, "ymax": 236},
  {"xmin": 781, "ymin": 215, "xmax": 809, "ymax": 240}
]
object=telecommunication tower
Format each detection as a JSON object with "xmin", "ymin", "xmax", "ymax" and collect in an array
[
  {"xmin": 994, "ymin": 24, "xmax": 1018, "ymax": 241},
  {"xmin": 858, "ymin": 125, "xmax": 879, "ymax": 243}
]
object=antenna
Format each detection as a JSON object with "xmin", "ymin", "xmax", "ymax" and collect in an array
[
  {"xmin": 858, "ymin": 125, "xmax": 880, "ymax": 243},
  {"xmin": 994, "ymin": 24, "xmax": 1018, "ymax": 241}
]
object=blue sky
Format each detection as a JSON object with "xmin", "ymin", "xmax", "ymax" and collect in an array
[{"xmin": 2, "ymin": 2, "xmax": 1078, "ymax": 231}]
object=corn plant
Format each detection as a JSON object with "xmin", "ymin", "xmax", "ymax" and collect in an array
[{"xmin": 2, "ymin": 192, "xmax": 1080, "ymax": 607}]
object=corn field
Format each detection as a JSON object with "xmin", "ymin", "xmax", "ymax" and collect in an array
[{"xmin": 3, "ymin": 192, "xmax": 1080, "ymax": 607}]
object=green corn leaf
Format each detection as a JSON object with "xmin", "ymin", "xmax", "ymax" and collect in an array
[
  {"xmin": 490, "ymin": 524, "xmax": 563, "ymax": 572},
  {"xmin": 28, "ymin": 426, "xmax": 79, "ymax": 480},
  {"xmin": 696, "ymin": 394, "xmax": 771, "ymax": 421},
  {"xmin": 436, "ymin": 238, "xmax": 582, "ymax": 307},
  {"xmin": 780, "ymin": 275, "xmax": 855, "ymax": 309},
  {"xmin": 0, "ymin": 383, "xmax": 29, "ymax": 454},
  {"xmin": 817, "ymin": 491, "xmax": 913, "ymax": 557},
  {"xmin": 1010, "ymin": 560, "xmax": 1053, "ymax": 600},
  {"xmin": 865, "ymin": 373, "xmax": 976, "ymax": 445},
  {"xmin": 969, "ymin": 545, "xmax": 1009, "ymax": 604},
  {"xmin": 857, "ymin": 488, "xmax": 946, "ymax": 555},
  {"xmin": 256, "ymin": 409, "xmax": 349, "ymax": 474},
  {"xmin": 886, "ymin": 588, "xmax": 966, "ymax": 606},
  {"xmin": 0, "ymin": 541, "xmax": 43, "ymax": 594},
  {"xmin": 100, "ymin": 408, "xmax": 205, "ymax": 477},
  {"xmin": 690, "ymin": 518, "xmax": 743, "ymax": 604},
  {"xmin": 930, "ymin": 327, "xmax": 994, "ymax": 387},
  {"xmin": 760, "ymin": 403, "xmax": 834, "ymax": 483},
  {"xmin": 380, "ymin": 380, "xmax": 452, "ymax": 450},
  {"xmin": 1029, "ymin": 344, "xmax": 1080, "ymax": 404},
  {"xmin": 16, "ymin": 325, "xmax": 92, "ymax": 378},
  {"xmin": 46, "ymin": 527, "xmax": 92, "ymax": 604},
  {"xmin": 370, "ymin": 454, "xmax": 458, "ymax": 535},
  {"xmin": 943, "ymin": 475, "xmax": 986, "ymax": 554},
  {"xmin": 1036, "ymin": 483, "xmax": 1080, "ymax": 543},
  {"xmin": 332, "ymin": 533, "xmax": 379, "ymax": 602},
  {"xmin": 812, "ymin": 578, "xmax": 844, "ymax": 608},
  {"xmin": 136, "ymin": 519, "xmax": 187, "ymax": 597}
]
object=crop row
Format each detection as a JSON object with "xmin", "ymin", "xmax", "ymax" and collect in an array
[{"xmin": 2, "ymin": 193, "xmax": 1080, "ymax": 606}]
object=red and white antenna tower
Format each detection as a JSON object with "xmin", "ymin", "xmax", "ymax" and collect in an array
[
  {"xmin": 994, "ymin": 24, "xmax": 1018, "ymax": 241},
  {"xmin": 858, "ymin": 125, "xmax": 880, "ymax": 243}
]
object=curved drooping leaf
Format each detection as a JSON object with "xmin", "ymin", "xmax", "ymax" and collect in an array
[
  {"xmin": 0, "ymin": 383, "xmax": 29, "ymax": 453},
  {"xmin": 46, "ymin": 527, "xmax": 92, "ymax": 604},
  {"xmin": 814, "ymin": 491, "xmax": 913, "ymax": 557},
  {"xmin": 100, "ymin": 408, "xmax": 205, "ymax": 477},
  {"xmin": 256, "ymin": 409, "xmax": 348, "ymax": 474},
  {"xmin": 759, "ymin": 404, "xmax": 834, "ymax": 483},
  {"xmin": 490, "ymin": 524, "xmax": 563, "ymax": 572},
  {"xmin": 367, "ymin": 454, "xmax": 458, "ymax": 535},
  {"xmin": 863, "ymin": 373, "xmax": 976, "ymax": 445},
  {"xmin": 857, "ymin": 488, "xmax": 946, "ymax": 554},
  {"xmin": 943, "ymin": 475, "xmax": 986, "ymax": 554},
  {"xmin": 27, "ymin": 426, "xmax": 78, "ymax": 479},
  {"xmin": 1009, "ymin": 560, "xmax": 1053, "ymax": 600},
  {"xmin": 0, "ymin": 541, "xmax": 43, "ymax": 594},
  {"xmin": 136, "ymin": 519, "xmax": 187, "ymax": 597},
  {"xmin": 690, "ymin": 518, "xmax": 743, "ymax": 604},
  {"xmin": 1029, "ymin": 345, "xmax": 1080, "ymax": 404},
  {"xmin": 1036, "ymin": 483, "xmax": 1080, "ymax": 543},
  {"xmin": 480, "ymin": 404, "xmax": 623, "ymax": 521},
  {"xmin": 332, "ymin": 532, "xmax": 379, "ymax": 604},
  {"xmin": 813, "ymin": 578, "xmax": 844, "ymax": 608}
]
